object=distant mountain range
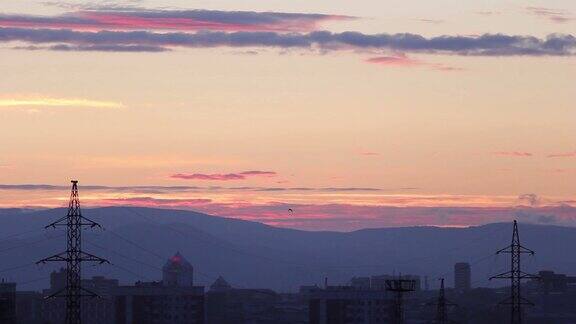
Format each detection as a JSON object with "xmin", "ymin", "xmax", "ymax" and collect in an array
[{"xmin": 0, "ymin": 207, "xmax": 572, "ymax": 292}]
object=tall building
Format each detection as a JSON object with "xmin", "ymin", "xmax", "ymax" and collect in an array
[
  {"xmin": 454, "ymin": 262, "xmax": 471, "ymax": 291},
  {"xmin": 163, "ymin": 252, "xmax": 194, "ymax": 287}
]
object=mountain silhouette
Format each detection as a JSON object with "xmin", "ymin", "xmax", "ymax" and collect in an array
[{"xmin": 0, "ymin": 207, "xmax": 572, "ymax": 292}]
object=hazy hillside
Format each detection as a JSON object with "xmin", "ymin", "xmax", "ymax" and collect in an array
[{"xmin": 0, "ymin": 207, "xmax": 572, "ymax": 292}]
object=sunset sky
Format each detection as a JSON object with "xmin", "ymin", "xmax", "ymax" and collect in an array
[{"xmin": 0, "ymin": 0, "xmax": 575, "ymax": 230}]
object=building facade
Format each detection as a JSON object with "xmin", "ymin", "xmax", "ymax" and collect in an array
[
  {"xmin": 454, "ymin": 262, "xmax": 471, "ymax": 292},
  {"xmin": 162, "ymin": 252, "xmax": 194, "ymax": 287},
  {"xmin": 0, "ymin": 280, "xmax": 16, "ymax": 324},
  {"xmin": 308, "ymin": 286, "xmax": 391, "ymax": 324},
  {"xmin": 115, "ymin": 282, "xmax": 205, "ymax": 324}
]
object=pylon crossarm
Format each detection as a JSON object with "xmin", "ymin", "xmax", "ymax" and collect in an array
[
  {"xmin": 519, "ymin": 297, "xmax": 535, "ymax": 306},
  {"xmin": 79, "ymin": 251, "xmax": 109, "ymax": 264},
  {"xmin": 78, "ymin": 215, "xmax": 103, "ymax": 228},
  {"xmin": 45, "ymin": 289, "xmax": 100, "ymax": 299},
  {"xmin": 490, "ymin": 270, "xmax": 513, "ymax": 280},
  {"xmin": 79, "ymin": 287, "xmax": 99, "ymax": 298},
  {"xmin": 496, "ymin": 296, "xmax": 517, "ymax": 306},
  {"xmin": 497, "ymin": 296, "xmax": 535, "ymax": 306},
  {"xmin": 36, "ymin": 252, "xmax": 69, "ymax": 264},
  {"xmin": 518, "ymin": 245, "xmax": 535, "ymax": 254},
  {"xmin": 45, "ymin": 216, "xmax": 69, "ymax": 229},
  {"xmin": 44, "ymin": 288, "xmax": 66, "ymax": 299},
  {"xmin": 495, "ymin": 246, "xmax": 514, "ymax": 254},
  {"xmin": 519, "ymin": 272, "xmax": 539, "ymax": 280}
]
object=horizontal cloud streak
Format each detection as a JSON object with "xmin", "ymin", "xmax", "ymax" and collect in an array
[
  {"xmin": 548, "ymin": 151, "xmax": 576, "ymax": 158},
  {"xmin": 89, "ymin": 200, "xmax": 576, "ymax": 230},
  {"xmin": 0, "ymin": 27, "xmax": 573, "ymax": 56},
  {"xmin": 100, "ymin": 197, "xmax": 212, "ymax": 207},
  {"xmin": 493, "ymin": 151, "xmax": 533, "ymax": 157},
  {"xmin": 366, "ymin": 54, "xmax": 462, "ymax": 71},
  {"xmin": 366, "ymin": 55, "xmax": 421, "ymax": 66},
  {"xmin": 0, "ymin": 9, "xmax": 351, "ymax": 32},
  {"xmin": 526, "ymin": 7, "xmax": 574, "ymax": 24},
  {"xmin": 1, "ymin": 182, "xmax": 575, "ymax": 230},
  {"xmin": 0, "ymin": 184, "xmax": 388, "ymax": 192},
  {"xmin": 0, "ymin": 97, "xmax": 124, "ymax": 108},
  {"xmin": 171, "ymin": 170, "xmax": 277, "ymax": 181}
]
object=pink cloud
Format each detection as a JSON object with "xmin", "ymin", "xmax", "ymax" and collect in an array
[
  {"xmin": 493, "ymin": 151, "xmax": 533, "ymax": 157},
  {"xmin": 526, "ymin": 7, "xmax": 574, "ymax": 23},
  {"xmin": 366, "ymin": 54, "xmax": 463, "ymax": 72},
  {"xmin": 547, "ymin": 151, "xmax": 576, "ymax": 158},
  {"xmin": 0, "ymin": 9, "xmax": 353, "ymax": 32},
  {"xmin": 366, "ymin": 54, "xmax": 421, "ymax": 67},
  {"xmin": 171, "ymin": 170, "xmax": 277, "ymax": 181}
]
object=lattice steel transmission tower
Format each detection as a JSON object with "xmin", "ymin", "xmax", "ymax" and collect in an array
[
  {"xmin": 433, "ymin": 278, "xmax": 456, "ymax": 324},
  {"xmin": 37, "ymin": 181, "xmax": 108, "ymax": 324},
  {"xmin": 490, "ymin": 220, "xmax": 538, "ymax": 324},
  {"xmin": 386, "ymin": 277, "xmax": 416, "ymax": 324}
]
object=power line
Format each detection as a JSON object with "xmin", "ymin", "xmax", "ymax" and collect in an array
[
  {"xmin": 0, "ymin": 233, "xmax": 64, "ymax": 255},
  {"xmin": 86, "ymin": 235, "xmax": 239, "ymax": 287},
  {"xmin": 0, "ymin": 228, "xmax": 45, "ymax": 245},
  {"xmin": 0, "ymin": 262, "xmax": 38, "ymax": 274}
]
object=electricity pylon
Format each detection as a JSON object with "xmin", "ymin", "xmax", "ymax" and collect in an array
[
  {"xmin": 490, "ymin": 220, "xmax": 538, "ymax": 324},
  {"xmin": 434, "ymin": 278, "xmax": 456, "ymax": 324},
  {"xmin": 386, "ymin": 277, "xmax": 416, "ymax": 324},
  {"xmin": 37, "ymin": 181, "xmax": 108, "ymax": 324}
]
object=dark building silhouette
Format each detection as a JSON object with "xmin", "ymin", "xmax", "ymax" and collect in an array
[
  {"xmin": 0, "ymin": 280, "xmax": 16, "ymax": 324},
  {"xmin": 209, "ymin": 276, "xmax": 232, "ymax": 292},
  {"xmin": 349, "ymin": 277, "xmax": 371, "ymax": 290},
  {"xmin": 22, "ymin": 252, "xmax": 205, "ymax": 324},
  {"xmin": 206, "ymin": 276, "xmax": 307, "ymax": 324},
  {"xmin": 454, "ymin": 262, "xmax": 471, "ymax": 292},
  {"xmin": 528, "ymin": 270, "xmax": 576, "ymax": 294},
  {"xmin": 162, "ymin": 252, "xmax": 194, "ymax": 287},
  {"xmin": 116, "ymin": 252, "xmax": 205, "ymax": 324},
  {"xmin": 15, "ymin": 291, "xmax": 43, "ymax": 324},
  {"xmin": 349, "ymin": 275, "xmax": 421, "ymax": 292},
  {"xmin": 115, "ymin": 281, "xmax": 205, "ymax": 324},
  {"xmin": 43, "ymin": 269, "xmax": 118, "ymax": 324},
  {"xmin": 308, "ymin": 286, "xmax": 391, "ymax": 324}
]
